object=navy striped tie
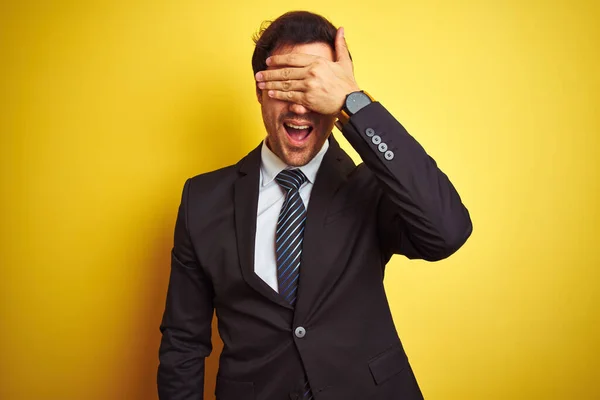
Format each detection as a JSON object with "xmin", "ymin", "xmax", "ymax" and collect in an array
[
  {"xmin": 275, "ymin": 169, "xmax": 308, "ymax": 305},
  {"xmin": 275, "ymin": 169, "xmax": 313, "ymax": 399}
]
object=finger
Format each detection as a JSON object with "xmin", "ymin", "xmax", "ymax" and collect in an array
[
  {"xmin": 267, "ymin": 89, "xmax": 304, "ymax": 104},
  {"xmin": 335, "ymin": 27, "xmax": 351, "ymax": 62},
  {"xmin": 255, "ymin": 67, "xmax": 307, "ymax": 82},
  {"xmin": 266, "ymin": 53, "xmax": 319, "ymax": 68},
  {"xmin": 257, "ymin": 80, "xmax": 305, "ymax": 92}
]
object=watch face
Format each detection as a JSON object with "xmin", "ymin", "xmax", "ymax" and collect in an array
[{"xmin": 346, "ymin": 92, "xmax": 372, "ymax": 115}]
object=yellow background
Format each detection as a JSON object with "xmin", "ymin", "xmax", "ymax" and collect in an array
[{"xmin": 1, "ymin": 1, "xmax": 598, "ymax": 399}]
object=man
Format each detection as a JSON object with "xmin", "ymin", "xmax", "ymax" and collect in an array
[{"xmin": 158, "ymin": 11, "xmax": 472, "ymax": 400}]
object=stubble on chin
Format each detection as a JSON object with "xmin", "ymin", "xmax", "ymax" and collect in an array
[
  {"xmin": 274, "ymin": 145, "xmax": 307, "ymax": 167},
  {"xmin": 266, "ymin": 137, "xmax": 304, "ymax": 167},
  {"xmin": 284, "ymin": 153, "xmax": 311, "ymax": 167},
  {"xmin": 267, "ymin": 129, "xmax": 328, "ymax": 167}
]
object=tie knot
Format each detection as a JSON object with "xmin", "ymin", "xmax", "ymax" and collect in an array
[{"xmin": 275, "ymin": 169, "xmax": 307, "ymax": 192}]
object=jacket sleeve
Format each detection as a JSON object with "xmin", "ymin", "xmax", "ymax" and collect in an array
[
  {"xmin": 341, "ymin": 102, "xmax": 473, "ymax": 262},
  {"xmin": 158, "ymin": 179, "xmax": 214, "ymax": 399}
]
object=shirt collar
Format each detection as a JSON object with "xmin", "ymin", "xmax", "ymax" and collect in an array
[{"xmin": 260, "ymin": 138, "xmax": 330, "ymax": 187}]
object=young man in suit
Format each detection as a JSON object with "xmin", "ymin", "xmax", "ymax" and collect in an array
[{"xmin": 158, "ymin": 11, "xmax": 472, "ymax": 400}]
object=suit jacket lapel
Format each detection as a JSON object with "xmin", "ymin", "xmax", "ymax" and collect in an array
[
  {"xmin": 294, "ymin": 135, "xmax": 356, "ymax": 323},
  {"xmin": 234, "ymin": 144, "xmax": 293, "ymax": 310}
]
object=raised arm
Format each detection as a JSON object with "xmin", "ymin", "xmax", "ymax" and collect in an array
[{"xmin": 342, "ymin": 102, "xmax": 472, "ymax": 261}]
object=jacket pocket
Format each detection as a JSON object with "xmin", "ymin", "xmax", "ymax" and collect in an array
[
  {"xmin": 215, "ymin": 376, "xmax": 255, "ymax": 400},
  {"xmin": 368, "ymin": 345, "xmax": 408, "ymax": 385}
]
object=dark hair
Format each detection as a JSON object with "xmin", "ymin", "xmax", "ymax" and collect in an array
[{"xmin": 251, "ymin": 11, "xmax": 338, "ymax": 75}]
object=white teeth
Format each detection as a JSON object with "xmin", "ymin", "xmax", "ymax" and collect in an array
[{"xmin": 285, "ymin": 122, "xmax": 310, "ymax": 130}]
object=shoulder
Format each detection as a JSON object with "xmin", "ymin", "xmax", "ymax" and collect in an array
[
  {"xmin": 177, "ymin": 165, "xmax": 240, "ymax": 219},
  {"xmin": 185, "ymin": 144, "xmax": 261, "ymax": 196},
  {"xmin": 187, "ymin": 164, "xmax": 238, "ymax": 193}
]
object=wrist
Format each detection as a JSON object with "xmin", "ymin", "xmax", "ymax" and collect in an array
[{"xmin": 337, "ymin": 90, "xmax": 374, "ymax": 126}]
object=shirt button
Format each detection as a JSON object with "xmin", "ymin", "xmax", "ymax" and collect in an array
[
  {"xmin": 294, "ymin": 326, "xmax": 306, "ymax": 338},
  {"xmin": 384, "ymin": 150, "xmax": 395, "ymax": 161},
  {"xmin": 378, "ymin": 142, "xmax": 388, "ymax": 153},
  {"xmin": 365, "ymin": 128, "xmax": 375, "ymax": 137},
  {"xmin": 372, "ymin": 135, "xmax": 381, "ymax": 145}
]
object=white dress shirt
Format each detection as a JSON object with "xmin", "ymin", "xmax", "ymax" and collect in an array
[{"xmin": 254, "ymin": 139, "xmax": 329, "ymax": 292}]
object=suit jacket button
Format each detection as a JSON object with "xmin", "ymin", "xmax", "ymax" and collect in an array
[
  {"xmin": 384, "ymin": 150, "xmax": 395, "ymax": 160},
  {"xmin": 294, "ymin": 326, "xmax": 306, "ymax": 338},
  {"xmin": 365, "ymin": 128, "xmax": 375, "ymax": 137},
  {"xmin": 372, "ymin": 135, "xmax": 381, "ymax": 145},
  {"xmin": 378, "ymin": 142, "xmax": 388, "ymax": 153}
]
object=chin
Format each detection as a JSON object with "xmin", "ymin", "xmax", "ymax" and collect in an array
[
  {"xmin": 281, "ymin": 151, "xmax": 313, "ymax": 167},
  {"xmin": 268, "ymin": 124, "xmax": 327, "ymax": 166}
]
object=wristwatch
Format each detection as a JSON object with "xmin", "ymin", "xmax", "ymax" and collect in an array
[{"xmin": 337, "ymin": 90, "xmax": 374, "ymax": 128}]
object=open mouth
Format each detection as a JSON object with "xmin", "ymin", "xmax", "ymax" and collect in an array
[{"xmin": 284, "ymin": 121, "xmax": 313, "ymax": 143}]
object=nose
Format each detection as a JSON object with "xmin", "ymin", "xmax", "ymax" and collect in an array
[{"xmin": 289, "ymin": 103, "xmax": 310, "ymax": 115}]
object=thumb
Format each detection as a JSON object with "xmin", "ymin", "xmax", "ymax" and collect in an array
[{"xmin": 335, "ymin": 27, "xmax": 351, "ymax": 62}]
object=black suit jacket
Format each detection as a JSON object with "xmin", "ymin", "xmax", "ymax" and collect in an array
[{"xmin": 158, "ymin": 102, "xmax": 473, "ymax": 400}]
